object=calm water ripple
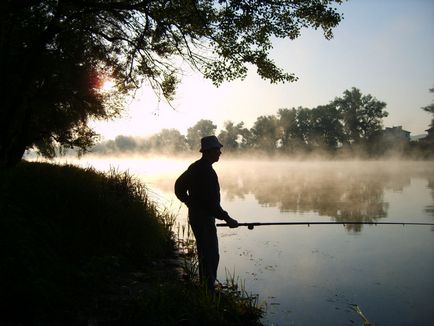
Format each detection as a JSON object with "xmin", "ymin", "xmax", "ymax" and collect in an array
[{"xmin": 57, "ymin": 157, "xmax": 434, "ymax": 325}]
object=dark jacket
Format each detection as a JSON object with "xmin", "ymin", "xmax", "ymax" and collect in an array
[{"xmin": 174, "ymin": 158, "xmax": 228, "ymax": 219}]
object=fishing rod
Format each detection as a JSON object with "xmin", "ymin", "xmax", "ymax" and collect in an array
[{"xmin": 216, "ymin": 221, "xmax": 434, "ymax": 230}]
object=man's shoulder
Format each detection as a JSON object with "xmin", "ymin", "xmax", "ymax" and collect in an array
[
  {"xmin": 189, "ymin": 158, "xmax": 207, "ymax": 169},
  {"xmin": 188, "ymin": 158, "xmax": 213, "ymax": 175}
]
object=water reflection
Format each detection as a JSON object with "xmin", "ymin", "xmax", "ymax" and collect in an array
[
  {"xmin": 60, "ymin": 157, "xmax": 434, "ymax": 232},
  {"xmin": 426, "ymin": 176, "xmax": 434, "ymax": 218},
  {"xmin": 215, "ymin": 161, "xmax": 434, "ymax": 232},
  {"xmin": 58, "ymin": 157, "xmax": 434, "ymax": 324}
]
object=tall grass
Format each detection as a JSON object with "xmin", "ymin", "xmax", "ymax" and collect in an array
[
  {"xmin": 171, "ymin": 221, "xmax": 265, "ymax": 326},
  {"xmin": 0, "ymin": 161, "xmax": 174, "ymax": 322},
  {"xmin": 0, "ymin": 161, "xmax": 264, "ymax": 325}
]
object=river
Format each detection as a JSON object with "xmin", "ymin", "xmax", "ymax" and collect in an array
[{"xmin": 53, "ymin": 156, "xmax": 434, "ymax": 325}]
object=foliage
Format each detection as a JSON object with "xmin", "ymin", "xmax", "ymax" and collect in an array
[
  {"xmin": 79, "ymin": 86, "xmax": 433, "ymax": 158},
  {"xmin": 84, "ymin": 87, "xmax": 406, "ymax": 157},
  {"xmin": 186, "ymin": 119, "xmax": 218, "ymax": 150},
  {"xmin": 250, "ymin": 87, "xmax": 388, "ymax": 155},
  {"xmin": 0, "ymin": 161, "xmax": 264, "ymax": 324},
  {"xmin": 0, "ymin": 162, "xmax": 174, "ymax": 322},
  {"xmin": 0, "ymin": 0, "xmax": 343, "ymax": 167},
  {"xmin": 250, "ymin": 115, "xmax": 280, "ymax": 152},
  {"xmin": 218, "ymin": 121, "xmax": 251, "ymax": 152},
  {"xmin": 146, "ymin": 128, "xmax": 188, "ymax": 153},
  {"xmin": 115, "ymin": 134, "xmax": 138, "ymax": 152},
  {"xmin": 332, "ymin": 87, "xmax": 388, "ymax": 145},
  {"xmin": 421, "ymin": 87, "xmax": 434, "ymax": 128},
  {"xmin": 277, "ymin": 108, "xmax": 298, "ymax": 150},
  {"xmin": 127, "ymin": 276, "xmax": 264, "ymax": 326},
  {"xmin": 309, "ymin": 104, "xmax": 344, "ymax": 150},
  {"xmin": 413, "ymin": 86, "xmax": 434, "ymax": 156}
]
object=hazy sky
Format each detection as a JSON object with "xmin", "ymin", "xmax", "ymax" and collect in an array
[{"xmin": 92, "ymin": 0, "xmax": 434, "ymax": 140}]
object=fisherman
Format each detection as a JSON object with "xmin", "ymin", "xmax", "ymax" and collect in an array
[{"xmin": 174, "ymin": 135, "xmax": 238, "ymax": 292}]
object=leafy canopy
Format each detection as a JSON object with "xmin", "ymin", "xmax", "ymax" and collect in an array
[{"xmin": 0, "ymin": 0, "xmax": 343, "ymax": 165}]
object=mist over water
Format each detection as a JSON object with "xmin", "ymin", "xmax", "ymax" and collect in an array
[
  {"xmin": 217, "ymin": 160, "xmax": 434, "ymax": 228},
  {"xmin": 99, "ymin": 156, "xmax": 433, "ymax": 229},
  {"xmin": 45, "ymin": 155, "xmax": 434, "ymax": 325}
]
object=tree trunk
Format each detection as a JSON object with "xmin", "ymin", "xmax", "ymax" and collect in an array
[
  {"xmin": 0, "ymin": 98, "xmax": 29, "ymax": 168},
  {"xmin": 0, "ymin": 138, "xmax": 27, "ymax": 168},
  {"xmin": 0, "ymin": 147, "xmax": 26, "ymax": 168}
]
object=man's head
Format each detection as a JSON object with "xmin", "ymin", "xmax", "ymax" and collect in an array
[{"xmin": 200, "ymin": 136, "xmax": 223, "ymax": 163}]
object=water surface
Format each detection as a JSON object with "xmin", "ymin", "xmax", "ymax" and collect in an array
[{"xmin": 62, "ymin": 157, "xmax": 434, "ymax": 325}]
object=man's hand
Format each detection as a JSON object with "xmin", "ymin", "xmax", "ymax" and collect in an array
[{"xmin": 225, "ymin": 217, "xmax": 239, "ymax": 228}]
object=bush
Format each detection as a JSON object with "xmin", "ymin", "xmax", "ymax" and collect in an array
[{"xmin": 0, "ymin": 162, "xmax": 174, "ymax": 322}]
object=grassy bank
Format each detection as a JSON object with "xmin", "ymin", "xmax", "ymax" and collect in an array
[{"xmin": 0, "ymin": 162, "xmax": 263, "ymax": 325}]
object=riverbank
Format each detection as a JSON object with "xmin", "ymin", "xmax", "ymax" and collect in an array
[{"xmin": 0, "ymin": 161, "xmax": 263, "ymax": 325}]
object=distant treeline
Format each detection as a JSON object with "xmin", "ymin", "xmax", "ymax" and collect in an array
[{"xmin": 91, "ymin": 88, "xmax": 433, "ymax": 159}]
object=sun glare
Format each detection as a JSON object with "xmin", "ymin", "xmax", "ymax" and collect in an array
[{"xmin": 101, "ymin": 79, "xmax": 115, "ymax": 92}]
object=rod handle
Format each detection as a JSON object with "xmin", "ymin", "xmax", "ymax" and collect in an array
[{"xmin": 216, "ymin": 222, "xmax": 256, "ymax": 230}]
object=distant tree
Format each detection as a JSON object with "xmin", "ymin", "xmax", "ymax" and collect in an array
[
  {"xmin": 294, "ymin": 108, "xmax": 313, "ymax": 149},
  {"xmin": 218, "ymin": 121, "xmax": 249, "ymax": 152},
  {"xmin": 146, "ymin": 128, "xmax": 187, "ymax": 153},
  {"xmin": 90, "ymin": 139, "xmax": 116, "ymax": 155},
  {"xmin": 114, "ymin": 135, "xmax": 137, "ymax": 152},
  {"xmin": 250, "ymin": 115, "xmax": 280, "ymax": 152},
  {"xmin": 277, "ymin": 107, "xmax": 311, "ymax": 153},
  {"xmin": 332, "ymin": 88, "xmax": 388, "ymax": 145},
  {"xmin": 0, "ymin": 1, "xmax": 343, "ymax": 167},
  {"xmin": 421, "ymin": 87, "xmax": 434, "ymax": 128},
  {"xmin": 417, "ymin": 86, "xmax": 434, "ymax": 155},
  {"xmin": 186, "ymin": 119, "xmax": 217, "ymax": 151},
  {"xmin": 277, "ymin": 108, "xmax": 297, "ymax": 152},
  {"xmin": 278, "ymin": 106, "xmax": 344, "ymax": 153},
  {"xmin": 105, "ymin": 140, "xmax": 117, "ymax": 154},
  {"xmin": 310, "ymin": 104, "xmax": 344, "ymax": 150}
]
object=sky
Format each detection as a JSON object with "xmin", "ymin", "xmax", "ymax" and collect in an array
[{"xmin": 91, "ymin": 0, "xmax": 434, "ymax": 140}]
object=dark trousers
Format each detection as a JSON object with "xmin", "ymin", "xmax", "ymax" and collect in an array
[{"xmin": 189, "ymin": 212, "xmax": 219, "ymax": 291}]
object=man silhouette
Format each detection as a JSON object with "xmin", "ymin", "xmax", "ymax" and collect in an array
[{"xmin": 175, "ymin": 135, "xmax": 238, "ymax": 291}]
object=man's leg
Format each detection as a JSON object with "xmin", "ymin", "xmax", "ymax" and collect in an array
[
  {"xmin": 189, "ymin": 216, "xmax": 219, "ymax": 291},
  {"xmin": 202, "ymin": 220, "xmax": 219, "ymax": 291}
]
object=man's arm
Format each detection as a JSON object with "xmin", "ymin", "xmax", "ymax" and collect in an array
[
  {"xmin": 213, "ymin": 202, "xmax": 238, "ymax": 228},
  {"xmin": 205, "ymin": 169, "xmax": 238, "ymax": 227},
  {"xmin": 222, "ymin": 214, "xmax": 239, "ymax": 228},
  {"xmin": 174, "ymin": 170, "xmax": 190, "ymax": 207}
]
